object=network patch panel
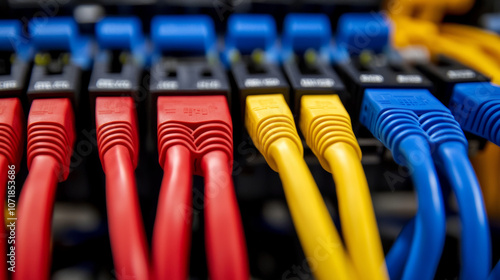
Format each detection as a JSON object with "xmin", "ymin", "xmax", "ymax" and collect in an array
[{"xmin": 0, "ymin": 0, "xmax": 500, "ymax": 280}]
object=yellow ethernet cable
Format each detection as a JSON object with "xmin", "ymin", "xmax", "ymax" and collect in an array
[
  {"xmin": 385, "ymin": 0, "xmax": 474, "ymax": 22},
  {"xmin": 299, "ymin": 95, "xmax": 388, "ymax": 280},
  {"xmin": 245, "ymin": 94, "xmax": 356, "ymax": 280},
  {"xmin": 440, "ymin": 24, "xmax": 500, "ymax": 70}
]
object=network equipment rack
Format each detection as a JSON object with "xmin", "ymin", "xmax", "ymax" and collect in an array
[{"xmin": 0, "ymin": 0, "xmax": 500, "ymax": 279}]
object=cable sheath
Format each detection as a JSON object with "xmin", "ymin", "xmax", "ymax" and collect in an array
[
  {"xmin": 16, "ymin": 156, "xmax": 59, "ymax": 280},
  {"xmin": 270, "ymin": 137, "xmax": 356, "ymax": 280},
  {"xmin": 437, "ymin": 142, "xmax": 490, "ymax": 279},
  {"xmin": 152, "ymin": 145, "xmax": 193, "ymax": 280},
  {"xmin": 103, "ymin": 145, "xmax": 150, "ymax": 280},
  {"xmin": 386, "ymin": 219, "xmax": 415, "ymax": 280},
  {"xmin": 398, "ymin": 136, "xmax": 446, "ymax": 280},
  {"xmin": 324, "ymin": 143, "xmax": 387, "ymax": 280},
  {"xmin": 202, "ymin": 150, "xmax": 248, "ymax": 280}
]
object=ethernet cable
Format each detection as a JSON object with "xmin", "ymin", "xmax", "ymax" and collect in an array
[
  {"xmin": 298, "ymin": 95, "xmax": 388, "ymax": 280},
  {"xmin": 361, "ymin": 88, "xmax": 491, "ymax": 280},
  {"xmin": 421, "ymin": 111, "xmax": 491, "ymax": 280},
  {"xmin": 95, "ymin": 97, "xmax": 150, "ymax": 280},
  {"xmin": 152, "ymin": 141, "xmax": 192, "ymax": 280},
  {"xmin": 471, "ymin": 144, "xmax": 500, "ymax": 220},
  {"xmin": 245, "ymin": 93, "xmax": 356, "ymax": 280},
  {"xmin": 491, "ymin": 261, "xmax": 500, "ymax": 280},
  {"xmin": 155, "ymin": 95, "xmax": 249, "ymax": 280},
  {"xmin": 385, "ymin": 0, "xmax": 474, "ymax": 22},
  {"xmin": 0, "ymin": 99, "xmax": 23, "ymax": 280},
  {"xmin": 389, "ymin": 15, "xmax": 496, "ymax": 279},
  {"xmin": 0, "ymin": 20, "xmax": 28, "ymax": 280},
  {"xmin": 16, "ymin": 98, "xmax": 75, "ymax": 280},
  {"xmin": 15, "ymin": 17, "xmax": 91, "ymax": 280},
  {"xmin": 90, "ymin": 17, "xmax": 151, "ymax": 280},
  {"xmin": 148, "ymin": 15, "xmax": 248, "ymax": 279},
  {"xmin": 359, "ymin": 89, "xmax": 447, "ymax": 280}
]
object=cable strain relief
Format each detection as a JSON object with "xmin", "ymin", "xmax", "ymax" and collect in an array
[
  {"xmin": 97, "ymin": 121, "xmax": 139, "ymax": 168},
  {"xmin": 157, "ymin": 121, "xmax": 196, "ymax": 169},
  {"xmin": 419, "ymin": 111, "xmax": 468, "ymax": 150},
  {"xmin": 96, "ymin": 97, "xmax": 139, "ymax": 169},
  {"xmin": 459, "ymin": 98, "xmax": 500, "ymax": 146},
  {"xmin": 257, "ymin": 116, "xmax": 302, "ymax": 172},
  {"xmin": 27, "ymin": 98, "xmax": 75, "ymax": 181},
  {"xmin": 450, "ymin": 82, "xmax": 500, "ymax": 145},
  {"xmin": 194, "ymin": 123, "xmax": 233, "ymax": 175},
  {"xmin": 0, "ymin": 127, "xmax": 22, "ymax": 168},
  {"xmin": 375, "ymin": 109, "xmax": 429, "ymax": 166},
  {"xmin": 309, "ymin": 116, "xmax": 361, "ymax": 173}
]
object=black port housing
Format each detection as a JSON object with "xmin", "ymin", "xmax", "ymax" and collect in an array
[
  {"xmin": 27, "ymin": 52, "xmax": 81, "ymax": 108},
  {"xmin": 231, "ymin": 59, "xmax": 289, "ymax": 117},
  {"xmin": 283, "ymin": 57, "xmax": 345, "ymax": 116},
  {"xmin": 416, "ymin": 55, "xmax": 491, "ymax": 105},
  {"xmin": 0, "ymin": 51, "xmax": 30, "ymax": 98},
  {"xmin": 149, "ymin": 56, "xmax": 230, "ymax": 127},
  {"xmin": 150, "ymin": 57, "xmax": 229, "ymax": 99},
  {"xmin": 335, "ymin": 57, "xmax": 433, "ymax": 124},
  {"xmin": 88, "ymin": 51, "xmax": 143, "ymax": 102}
]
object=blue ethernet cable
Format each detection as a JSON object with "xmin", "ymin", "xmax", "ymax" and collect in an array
[
  {"xmin": 397, "ymin": 79, "xmax": 494, "ymax": 279},
  {"xmin": 420, "ymin": 110, "xmax": 491, "ymax": 280},
  {"xmin": 360, "ymin": 88, "xmax": 447, "ymax": 280},
  {"xmin": 449, "ymin": 82, "xmax": 500, "ymax": 147},
  {"xmin": 491, "ymin": 261, "xmax": 500, "ymax": 280},
  {"xmin": 385, "ymin": 218, "xmax": 415, "ymax": 280},
  {"xmin": 362, "ymin": 88, "xmax": 491, "ymax": 280}
]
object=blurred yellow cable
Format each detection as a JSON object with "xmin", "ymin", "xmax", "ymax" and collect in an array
[
  {"xmin": 391, "ymin": 16, "xmax": 500, "ymax": 83},
  {"xmin": 299, "ymin": 95, "xmax": 388, "ymax": 280},
  {"xmin": 245, "ymin": 94, "xmax": 356, "ymax": 280},
  {"xmin": 441, "ymin": 24, "xmax": 500, "ymax": 65},
  {"xmin": 385, "ymin": 0, "xmax": 474, "ymax": 22},
  {"xmin": 470, "ymin": 143, "xmax": 500, "ymax": 220}
]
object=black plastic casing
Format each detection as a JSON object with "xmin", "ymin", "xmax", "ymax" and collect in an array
[
  {"xmin": 0, "ymin": 56, "xmax": 30, "ymax": 99},
  {"xmin": 27, "ymin": 63, "xmax": 81, "ymax": 108},
  {"xmin": 283, "ymin": 58, "xmax": 345, "ymax": 116},
  {"xmin": 416, "ymin": 55, "xmax": 491, "ymax": 105},
  {"xmin": 230, "ymin": 60, "xmax": 289, "ymax": 117},
  {"xmin": 335, "ymin": 58, "xmax": 434, "ymax": 123}
]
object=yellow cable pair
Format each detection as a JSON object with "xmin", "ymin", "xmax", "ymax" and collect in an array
[
  {"xmin": 245, "ymin": 94, "xmax": 387, "ymax": 280},
  {"xmin": 245, "ymin": 93, "xmax": 355, "ymax": 280}
]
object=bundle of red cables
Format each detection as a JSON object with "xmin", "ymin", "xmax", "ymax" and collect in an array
[{"xmin": 95, "ymin": 95, "xmax": 248, "ymax": 280}]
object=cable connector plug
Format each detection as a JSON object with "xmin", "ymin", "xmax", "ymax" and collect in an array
[
  {"xmin": 157, "ymin": 95, "xmax": 232, "ymax": 175},
  {"xmin": 449, "ymin": 82, "xmax": 500, "ymax": 146},
  {"xmin": 299, "ymin": 95, "xmax": 360, "ymax": 173},
  {"xmin": 0, "ymin": 98, "xmax": 24, "ymax": 170},
  {"xmin": 27, "ymin": 98, "xmax": 75, "ymax": 181},
  {"xmin": 245, "ymin": 94, "xmax": 302, "ymax": 171},
  {"xmin": 96, "ymin": 97, "xmax": 139, "ymax": 170},
  {"xmin": 359, "ymin": 89, "xmax": 446, "ymax": 165}
]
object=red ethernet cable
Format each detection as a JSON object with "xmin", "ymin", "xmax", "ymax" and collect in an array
[
  {"xmin": 0, "ymin": 98, "xmax": 23, "ymax": 280},
  {"xmin": 16, "ymin": 98, "xmax": 75, "ymax": 280},
  {"xmin": 152, "ymin": 145, "xmax": 192, "ymax": 280},
  {"xmin": 202, "ymin": 149, "xmax": 248, "ymax": 279},
  {"xmin": 95, "ymin": 96, "xmax": 150, "ymax": 280},
  {"xmin": 155, "ymin": 95, "xmax": 249, "ymax": 280}
]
